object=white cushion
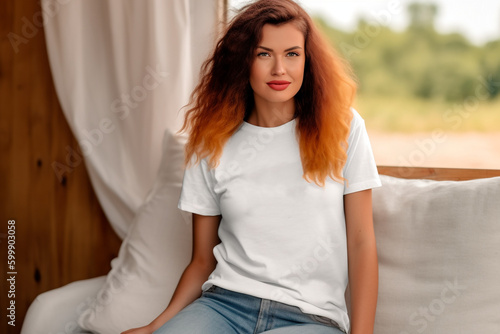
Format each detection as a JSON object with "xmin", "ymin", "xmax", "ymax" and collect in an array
[
  {"xmin": 21, "ymin": 276, "xmax": 105, "ymax": 334},
  {"xmin": 77, "ymin": 131, "xmax": 192, "ymax": 333},
  {"xmin": 373, "ymin": 175, "xmax": 500, "ymax": 334}
]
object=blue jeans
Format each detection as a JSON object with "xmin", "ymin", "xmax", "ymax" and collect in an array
[{"xmin": 153, "ymin": 285, "xmax": 345, "ymax": 334}]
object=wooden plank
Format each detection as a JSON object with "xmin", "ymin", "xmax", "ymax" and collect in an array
[
  {"xmin": 377, "ymin": 165, "xmax": 500, "ymax": 181},
  {"xmin": 0, "ymin": 1, "xmax": 122, "ymax": 332}
]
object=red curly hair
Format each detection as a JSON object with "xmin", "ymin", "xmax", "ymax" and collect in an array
[{"xmin": 178, "ymin": 0, "xmax": 356, "ymax": 187}]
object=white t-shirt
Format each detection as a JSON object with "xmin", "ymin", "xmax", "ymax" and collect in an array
[{"xmin": 177, "ymin": 108, "xmax": 381, "ymax": 333}]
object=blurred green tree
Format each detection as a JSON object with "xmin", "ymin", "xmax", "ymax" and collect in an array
[
  {"xmin": 314, "ymin": 2, "xmax": 499, "ymax": 102},
  {"xmin": 408, "ymin": 2, "xmax": 438, "ymax": 30}
]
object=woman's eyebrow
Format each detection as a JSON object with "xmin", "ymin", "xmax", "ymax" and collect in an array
[{"xmin": 257, "ymin": 46, "xmax": 303, "ymax": 52}]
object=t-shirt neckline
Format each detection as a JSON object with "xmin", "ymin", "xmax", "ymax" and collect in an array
[{"xmin": 241, "ymin": 118, "xmax": 296, "ymax": 133}]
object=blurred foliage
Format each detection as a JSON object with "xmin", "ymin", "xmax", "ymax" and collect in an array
[{"xmin": 313, "ymin": 3, "xmax": 500, "ymax": 103}]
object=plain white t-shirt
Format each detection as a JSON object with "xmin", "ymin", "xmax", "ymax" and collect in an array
[{"xmin": 177, "ymin": 108, "xmax": 381, "ymax": 333}]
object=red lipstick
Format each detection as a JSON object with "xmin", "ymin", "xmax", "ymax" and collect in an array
[{"xmin": 267, "ymin": 80, "xmax": 291, "ymax": 91}]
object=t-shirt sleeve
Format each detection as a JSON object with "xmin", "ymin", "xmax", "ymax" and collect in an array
[
  {"xmin": 343, "ymin": 109, "xmax": 382, "ymax": 195},
  {"xmin": 177, "ymin": 154, "xmax": 221, "ymax": 216}
]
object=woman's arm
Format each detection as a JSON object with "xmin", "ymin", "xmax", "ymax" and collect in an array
[
  {"xmin": 344, "ymin": 189, "xmax": 378, "ymax": 334},
  {"xmin": 122, "ymin": 213, "xmax": 222, "ymax": 334}
]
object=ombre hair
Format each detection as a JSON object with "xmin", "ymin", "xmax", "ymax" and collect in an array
[{"xmin": 178, "ymin": 0, "xmax": 356, "ymax": 187}]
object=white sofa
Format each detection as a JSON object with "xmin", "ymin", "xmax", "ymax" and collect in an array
[
  {"xmin": 372, "ymin": 173, "xmax": 500, "ymax": 333},
  {"xmin": 21, "ymin": 276, "xmax": 104, "ymax": 334},
  {"xmin": 21, "ymin": 132, "xmax": 500, "ymax": 333}
]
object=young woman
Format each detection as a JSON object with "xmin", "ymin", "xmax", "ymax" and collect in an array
[{"xmin": 123, "ymin": 0, "xmax": 380, "ymax": 333}]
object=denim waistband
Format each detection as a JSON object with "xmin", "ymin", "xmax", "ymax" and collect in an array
[{"xmin": 202, "ymin": 285, "xmax": 345, "ymax": 333}]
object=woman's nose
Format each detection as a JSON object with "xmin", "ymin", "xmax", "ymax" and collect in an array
[{"xmin": 272, "ymin": 57, "xmax": 285, "ymax": 76}]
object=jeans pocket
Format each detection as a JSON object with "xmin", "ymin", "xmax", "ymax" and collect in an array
[
  {"xmin": 202, "ymin": 285, "xmax": 217, "ymax": 295},
  {"xmin": 309, "ymin": 314, "xmax": 345, "ymax": 333}
]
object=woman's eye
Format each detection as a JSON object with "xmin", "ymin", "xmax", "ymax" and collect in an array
[
  {"xmin": 257, "ymin": 52, "xmax": 270, "ymax": 57},
  {"xmin": 287, "ymin": 51, "xmax": 300, "ymax": 57}
]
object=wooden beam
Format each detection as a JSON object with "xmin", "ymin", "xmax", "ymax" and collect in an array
[{"xmin": 377, "ymin": 165, "xmax": 500, "ymax": 181}]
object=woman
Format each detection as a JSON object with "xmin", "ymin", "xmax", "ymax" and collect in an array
[{"xmin": 124, "ymin": 0, "xmax": 380, "ymax": 333}]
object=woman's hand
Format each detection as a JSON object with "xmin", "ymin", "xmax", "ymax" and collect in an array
[{"xmin": 121, "ymin": 324, "xmax": 154, "ymax": 334}]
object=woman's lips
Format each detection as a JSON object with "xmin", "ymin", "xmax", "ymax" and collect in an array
[{"xmin": 267, "ymin": 80, "xmax": 291, "ymax": 91}]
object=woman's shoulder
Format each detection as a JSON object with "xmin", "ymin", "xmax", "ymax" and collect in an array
[
  {"xmin": 349, "ymin": 107, "xmax": 366, "ymax": 129},
  {"xmin": 349, "ymin": 107, "xmax": 364, "ymax": 122}
]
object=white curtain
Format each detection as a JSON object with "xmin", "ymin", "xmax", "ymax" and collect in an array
[{"xmin": 42, "ymin": 0, "xmax": 219, "ymax": 239}]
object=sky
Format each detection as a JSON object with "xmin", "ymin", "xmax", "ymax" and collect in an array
[{"xmin": 229, "ymin": 0, "xmax": 500, "ymax": 45}]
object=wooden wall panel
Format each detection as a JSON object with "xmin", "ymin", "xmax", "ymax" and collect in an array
[{"xmin": 0, "ymin": 1, "xmax": 122, "ymax": 333}]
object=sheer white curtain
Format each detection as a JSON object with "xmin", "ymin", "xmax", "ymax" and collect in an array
[{"xmin": 42, "ymin": 0, "xmax": 219, "ymax": 238}]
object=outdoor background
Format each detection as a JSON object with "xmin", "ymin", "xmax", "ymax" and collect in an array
[{"xmin": 230, "ymin": 0, "xmax": 500, "ymax": 169}]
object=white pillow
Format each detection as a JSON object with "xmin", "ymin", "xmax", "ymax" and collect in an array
[
  {"xmin": 78, "ymin": 130, "xmax": 192, "ymax": 333},
  {"xmin": 373, "ymin": 175, "xmax": 500, "ymax": 334}
]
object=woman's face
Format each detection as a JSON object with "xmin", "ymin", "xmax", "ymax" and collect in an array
[{"xmin": 249, "ymin": 23, "xmax": 305, "ymax": 108}]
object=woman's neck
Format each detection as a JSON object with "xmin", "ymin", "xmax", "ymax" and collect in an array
[{"xmin": 246, "ymin": 99, "xmax": 295, "ymax": 127}]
